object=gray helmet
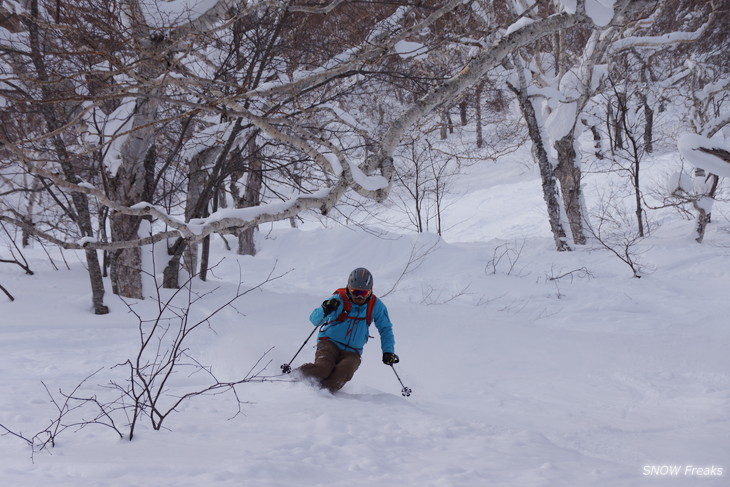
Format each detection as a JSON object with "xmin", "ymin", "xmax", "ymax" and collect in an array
[{"xmin": 348, "ymin": 267, "xmax": 373, "ymax": 291}]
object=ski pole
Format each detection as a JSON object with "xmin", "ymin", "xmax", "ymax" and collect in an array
[
  {"xmin": 280, "ymin": 317, "xmax": 328, "ymax": 374},
  {"xmin": 390, "ymin": 364, "xmax": 412, "ymax": 397}
]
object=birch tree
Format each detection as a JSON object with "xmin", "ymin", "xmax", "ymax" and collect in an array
[
  {"xmin": 606, "ymin": 0, "xmax": 728, "ymax": 242},
  {"xmin": 503, "ymin": 0, "xmax": 643, "ymax": 249},
  {"xmin": 2, "ymin": 0, "xmax": 476, "ymax": 304},
  {"xmin": 2, "ymin": 0, "xmax": 666, "ymax": 310},
  {"xmin": 1, "ymin": 0, "xmax": 110, "ymax": 313}
]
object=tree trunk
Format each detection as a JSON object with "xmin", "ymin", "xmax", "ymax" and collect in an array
[
  {"xmin": 642, "ymin": 96, "xmax": 654, "ymax": 154},
  {"xmin": 85, "ymin": 249, "xmax": 109, "ymax": 314},
  {"xmin": 26, "ymin": 0, "xmax": 109, "ymax": 313},
  {"xmin": 108, "ymin": 139, "xmax": 155, "ymax": 299},
  {"xmin": 21, "ymin": 217, "xmax": 33, "ymax": 248},
  {"xmin": 508, "ymin": 82, "xmax": 571, "ymax": 251},
  {"xmin": 163, "ymin": 240, "xmax": 186, "ymax": 288},
  {"xmin": 180, "ymin": 148, "xmax": 212, "ymax": 281},
  {"xmin": 22, "ymin": 178, "xmax": 42, "ymax": 247},
  {"xmin": 108, "ymin": 70, "xmax": 160, "ymax": 298},
  {"xmin": 554, "ymin": 134, "xmax": 587, "ymax": 245},
  {"xmin": 588, "ymin": 124, "xmax": 603, "ymax": 160},
  {"xmin": 440, "ymin": 110, "xmax": 448, "ymax": 140},
  {"xmin": 694, "ymin": 174, "xmax": 719, "ymax": 243},
  {"xmin": 612, "ymin": 92, "xmax": 626, "ymax": 151},
  {"xmin": 108, "ymin": 216, "xmax": 142, "ymax": 298},
  {"xmin": 475, "ymin": 81, "xmax": 484, "ymax": 148},
  {"xmin": 634, "ymin": 166, "xmax": 645, "ymax": 238},
  {"xmin": 200, "ymin": 182, "xmax": 222, "ymax": 282},
  {"xmin": 694, "ymin": 202, "xmax": 712, "ymax": 243},
  {"xmin": 106, "ymin": 3, "xmax": 166, "ymax": 298},
  {"xmin": 199, "ymin": 233, "xmax": 211, "ymax": 282},
  {"xmin": 237, "ymin": 133, "xmax": 264, "ymax": 256}
]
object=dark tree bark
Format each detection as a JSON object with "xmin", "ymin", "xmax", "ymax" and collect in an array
[
  {"xmin": 642, "ymin": 96, "xmax": 654, "ymax": 154},
  {"xmin": 508, "ymin": 82, "xmax": 571, "ymax": 251},
  {"xmin": 588, "ymin": 123, "xmax": 604, "ymax": 160},
  {"xmin": 554, "ymin": 134, "xmax": 587, "ymax": 245},
  {"xmin": 108, "ymin": 142, "xmax": 154, "ymax": 299},
  {"xmin": 180, "ymin": 147, "xmax": 213, "ymax": 283},
  {"xmin": 611, "ymin": 92, "xmax": 627, "ymax": 151},
  {"xmin": 237, "ymin": 134, "xmax": 263, "ymax": 256},
  {"xmin": 25, "ymin": 0, "xmax": 108, "ymax": 313},
  {"xmin": 694, "ymin": 173, "xmax": 719, "ymax": 243},
  {"xmin": 475, "ymin": 81, "xmax": 485, "ymax": 148}
]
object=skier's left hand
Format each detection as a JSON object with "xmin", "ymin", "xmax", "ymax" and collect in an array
[{"xmin": 382, "ymin": 352, "xmax": 400, "ymax": 365}]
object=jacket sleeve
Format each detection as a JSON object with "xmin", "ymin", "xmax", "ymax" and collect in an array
[
  {"xmin": 309, "ymin": 296, "xmax": 342, "ymax": 325},
  {"xmin": 372, "ymin": 299, "xmax": 395, "ymax": 354}
]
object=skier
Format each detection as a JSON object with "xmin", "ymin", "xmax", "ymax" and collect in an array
[{"xmin": 295, "ymin": 267, "xmax": 399, "ymax": 393}]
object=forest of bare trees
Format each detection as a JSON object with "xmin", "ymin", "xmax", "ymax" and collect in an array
[{"xmin": 1, "ymin": 0, "xmax": 728, "ymax": 312}]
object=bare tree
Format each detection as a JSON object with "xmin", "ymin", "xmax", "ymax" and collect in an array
[
  {"xmin": 607, "ymin": 0, "xmax": 728, "ymax": 242},
  {"xmin": 603, "ymin": 76, "xmax": 653, "ymax": 237},
  {"xmin": 392, "ymin": 136, "xmax": 456, "ymax": 234},
  {"xmin": 0, "ymin": 370, "xmax": 123, "ymax": 459},
  {"xmin": 2, "ymin": 0, "xmax": 675, "ymax": 310},
  {"xmin": 0, "ymin": 262, "xmax": 291, "ymax": 450},
  {"xmin": 1, "ymin": 0, "xmax": 111, "ymax": 313},
  {"xmin": 114, "ymin": 262, "xmax": 288, "ymax": 439},
  {"xmin": 507, "ymin": 60, "xmax": 572, "ymax": 251},
  {"xmin": 501, "ymin": 0, "xmax": 657, "ymax": 250},
  {"xmin": 585, "ymin": 189, "xmax": 649, "ymax": 278}
]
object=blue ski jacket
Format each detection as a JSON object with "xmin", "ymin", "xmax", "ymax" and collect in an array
[{"xmin": 309, "ymin": 293, "xmax": 395, "ymax": 355}]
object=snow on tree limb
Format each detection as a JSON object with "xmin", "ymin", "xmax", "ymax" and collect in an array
[
  {"xmin": 610, "ymin": 23, "xmax": 712, "ymax": 52},
  {"xmin": 1, "ymin": 0, "xmax": 666, "ymax": 255},
  {"xmin": 0, "ymin": 213, "xmax": 180, "ymax": 251},
  {"xmin": 706, "ymin": 115, "xmax": 730, "ymax": 139},
  {"xmin": 609, "ymin": 0, "xmax": 720, "ymax": 54},
  {"xmin": 162, "ymin": 0, "xmax": 247, "ymax": 40},
  {"xmin": 243, "ymin": 0, "xmax": 466, "ymax": 100},
  {"xmin": 287, "ymin": 0, "xmax": 347, "ymax": 15},
  {"xmin": 5, "ymin": 124, "xmax": 357, "ymax": 250},
  {"xmin": 377, "ymin": 4, "xmax": 605, "ymax": 162},
  {"xmin": 678, "ymin": 133, "xmax": 730, "ymax": 178}
]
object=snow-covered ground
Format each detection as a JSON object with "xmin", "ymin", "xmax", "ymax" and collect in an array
[{"xmin": 1, "ymin": 149, "xmax": 729, "ymax": 486}]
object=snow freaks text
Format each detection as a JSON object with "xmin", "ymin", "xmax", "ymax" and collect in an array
[{"xmin": 642, "ymin": 465, "xmax": 724, "ymax": 477}]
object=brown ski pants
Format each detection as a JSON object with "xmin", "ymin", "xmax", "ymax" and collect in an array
[{"xmin": 296, "ymin": 340, "xmax": 361, "ymax": 393}]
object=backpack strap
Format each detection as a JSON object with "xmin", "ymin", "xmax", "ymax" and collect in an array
[{"xmin": 332, "ymin": 288, "xmax": 377, "ymax": 325}]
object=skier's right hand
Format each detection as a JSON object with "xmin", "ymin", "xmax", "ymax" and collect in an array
[{"xmin": 321, "ymin": 298, "xmax": 339, "ymax": 315}]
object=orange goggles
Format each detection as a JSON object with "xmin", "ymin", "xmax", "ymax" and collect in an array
[{"xmin": 348, "ymin": 287, "xmax": 371, "ymax": 298}]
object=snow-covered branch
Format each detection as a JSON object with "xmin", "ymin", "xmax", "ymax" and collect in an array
[
  {"xmin": 609, "ymin": 0, "xmax": 721, "ymax": 54},
  {"xmin": 6, "ymin": 129, "xmax": 358, "ymax": 251},
  {"xmin": 678, "ymin": 134, "xmax": 730, "ymax": 178},
  {"xmin": 287, "ymin": 0, "xmax": 346, "ymax": 15},
  {"xmin": 242, "ymin": 0, "xmax": 466, "ymax": 101},
  {"xmin": 610, "ymin": 22, "xmax": 712, "ymax": 53},
  {"xmin": 378, "ymin": 8, "xmax": 593, "ymax": 162}
]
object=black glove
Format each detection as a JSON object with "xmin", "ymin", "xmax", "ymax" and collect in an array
[
  {"xmin": 321, "ymin": 298, "xmax": 339, "ymax": 315},
  {"xmin": 382, "ymin": 352, "xmax": 400, "ymax": 365}
]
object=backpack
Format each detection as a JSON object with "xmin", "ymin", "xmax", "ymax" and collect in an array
[{"xmin": 332, "ymin": 288, "xmax": 377, "ymax": 325}]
